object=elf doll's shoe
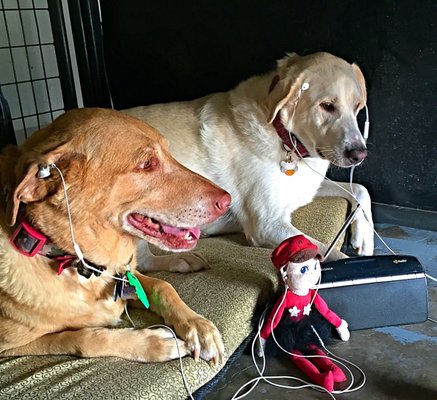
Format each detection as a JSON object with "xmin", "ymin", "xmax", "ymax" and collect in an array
[
  {"xmin": 329, "ymin": 364, "xmax": 347, "ymax": 383},
  {"xmin": 314, "ymin": 370, "xmax": 334, "ymax": 392},
  {"xmin": 290, "ymin": 350, "xmax": 335, "ymax": 392},
  {"xmin": 309, "ymin": 347, "xmax": 347, "ymax": 383}
]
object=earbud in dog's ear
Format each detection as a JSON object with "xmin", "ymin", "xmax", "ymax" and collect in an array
[
  {"xmin": 296, "ymin": 82, "xmax": 310, "ymax": 99},
  {"xmin": 37, "ymin": 164, "xmax": 52, "ymax": 179}
]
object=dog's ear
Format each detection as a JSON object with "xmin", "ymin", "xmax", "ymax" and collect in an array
[
  {"xmin": 265, "ymin": 53, "xmax": 304, "ymax": 123},
  {"xmin": 5, "ymin": 143, "xmax": 79, "ymax": 226},
  {"xmin": 276, "ymin": 52, "xmax": 300, "ymax": 72},
  {"xmin": 7, "ymin": 163, "xmax": 42, "ymax": 226},
  {"xmin": 266, "ymin": 77, "xmax": 293, "ymax": 123},
  {"xmin": 265, "ymin": 77, "xmax": 303, "ymax": 124},
  {"xmin": 352, "ymin": 63, "xmax": 367, "ymax": 106}
]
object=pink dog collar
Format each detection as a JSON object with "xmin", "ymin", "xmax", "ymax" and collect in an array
[
  {"xmin": 10, "ymin": 221, "xmax": 47, "ymax": 257},
  {"xmin": 10, "ymin": 220, "xmax": 105, "ymax": 277}
]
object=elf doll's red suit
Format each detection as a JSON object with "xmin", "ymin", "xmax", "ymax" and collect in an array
[
  {"xmin": 260, "ymin": 289, "xmax": 342, "ymax": 338},
  {"xmin": 257, "ymin": 235, "xmax": 350, "ymax": 392}
]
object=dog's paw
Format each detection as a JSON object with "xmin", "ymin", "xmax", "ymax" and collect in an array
[
  {"xmin": 136, "ymin": 327, "xmax": 189, "ymax": 362},
  {"xmin": 350, "ymin": 208, "xmax": 374, "ymax": 256},
  {"xmin": 348, "ymin": 184, "xmax": 374, "ymax": 256},
  {"xmin": 175, "ymin": 315, "xmax": 225, "ymax": 366},
  {"xmin": 167, "ymin": 253, "xmax": 210, "ymax": 273},
  {"xmin": 350, "ymin": 216, "xmax": 374, "ymax": 255},
  {"xmin": 137, "ymin": 251, "xmax": 210, "ymax": 273}
]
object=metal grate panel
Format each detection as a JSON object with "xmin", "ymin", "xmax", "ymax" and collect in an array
[{"xmin": 0, "ymin": 0, "xmax": 64, "ymax": 144}]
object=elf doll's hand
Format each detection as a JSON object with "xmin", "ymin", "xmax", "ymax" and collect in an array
[
  {"xmin": 336, "ymin": 319, "xmax": 350, "ymax": 341},
  {"xmin": 255, "ymin": 336, "xmax": 267, "ymax": 357}
]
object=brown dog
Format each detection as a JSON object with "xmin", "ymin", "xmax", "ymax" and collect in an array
[{"xmin": 0, "ymin": 108, "xmax": 230, "ymax": 364}]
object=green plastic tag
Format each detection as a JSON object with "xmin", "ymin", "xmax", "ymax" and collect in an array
[{"xmin": 125, "ymin": 271, "xmax": 150, "ymax": 309}]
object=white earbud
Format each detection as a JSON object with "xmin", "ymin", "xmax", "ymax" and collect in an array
[
  {"xmin": 363, "ymin": 104, "xmax": 370, "ymax": 142},
  {"xmin": 296, "ymin": 82, "xmax": 310, "ymax": 99},
  {"xmin": 37, "ymin": 165, "xmax": 52, "ymax": 179},
  {"xmin": 278, "ymin": 266, "xmax": 286, "ymax": 281}
]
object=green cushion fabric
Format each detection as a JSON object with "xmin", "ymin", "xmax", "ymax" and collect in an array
[
  {"xmin": 0, "ymin": 197, "xmax": 348, "ymax": 400},
  {"xmin": 293, "ymin": 196, "xmax": 349, "ymax": 251}
]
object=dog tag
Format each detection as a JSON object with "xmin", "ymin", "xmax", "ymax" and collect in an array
[
  {"xmin": 280, "ymin": 160, "xmax": 298, "ymax": 176},
  {"xmin": 125, "ymin": 271, "xmax": 150, "ymax": 309}
]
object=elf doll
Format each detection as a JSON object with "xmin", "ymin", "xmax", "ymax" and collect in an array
[{"xmin": 257, "ymin": 235, "xmax": 350, "ymax": 392}]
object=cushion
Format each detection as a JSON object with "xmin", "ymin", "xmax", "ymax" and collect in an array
[
  {"xmin": 0, "ymin": 197, "xmax": 349, "ymax": 399},
  {"xmin": 293, "ymin": 196, "xmax": 349, "ymax": 250}
]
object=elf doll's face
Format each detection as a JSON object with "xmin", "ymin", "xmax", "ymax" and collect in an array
[{"xmin": 285, "ymin": 258, "xmax": 321, "ymax": 294}]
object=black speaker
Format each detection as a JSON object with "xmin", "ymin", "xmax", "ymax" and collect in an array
[{"xmin": 319, "ymin": 255, "xmax": 428, "ymax": 330}]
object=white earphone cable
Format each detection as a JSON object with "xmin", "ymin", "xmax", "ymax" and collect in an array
[
  {"xmin": 50, "ymin": 163, "xmax": 193, "ymax": 398},
  {"xmin": 267, "ymin": 277, "xmax": 364, "ymax": 394},
  {"xmin": 50, "ymin": 163, "xmax": 127, "ymax": 282},
  {"xmin": 235, "ymin": 98, "xmax": 374, "ymax": 398},
  {"xmin": 148, "ymin": 324, "xmax": 195, "ymax": 400},
  {"xmin": 287, "ymin": 104, "xmax": 399, "ymax": 258}
]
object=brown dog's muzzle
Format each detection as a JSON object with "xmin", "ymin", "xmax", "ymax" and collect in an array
[{"xmin": 212, "ymin": 191, "xmax": 231, "ymax": 217}]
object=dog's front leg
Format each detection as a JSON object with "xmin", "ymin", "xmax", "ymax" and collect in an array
[
  {"xmin": 0, "ymin": 325, "xmax": 188, "ymax": 362},
  {"xmin": 316, "ymin": 180, "xmax": 374, "ymax": 255},
  {"xmin": 136, "ymin": 240, "xmax": 209, "ymax": 273},
  {"xmin": 132, "ymin": 272, "xmax": 225, "ymax": 366}
]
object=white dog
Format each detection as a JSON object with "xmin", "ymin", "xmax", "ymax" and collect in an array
[{"xmin": 125, "ymin": 52, "xmax": 374, "ymax": 262}]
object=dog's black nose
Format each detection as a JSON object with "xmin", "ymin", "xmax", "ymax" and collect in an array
[{"xmin": 344, "ymin": 146, "xmax": 367, "ymax": 165}]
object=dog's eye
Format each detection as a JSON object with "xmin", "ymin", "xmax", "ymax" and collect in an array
[
  {"xmin": 320, "ymin": 102, "xmax": 336, "ymax": 113},
  {"xmin": 138, "ymin": 160, "xmax": 151, "ymax": 169},
  {"xmin": 137, "ymin": 158, "xmax": 157, "ymax": 171}
]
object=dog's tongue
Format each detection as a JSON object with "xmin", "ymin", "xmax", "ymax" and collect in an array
[{"xmin": 162, "ymin": 224, "xmax": 201, "ymax": 240}]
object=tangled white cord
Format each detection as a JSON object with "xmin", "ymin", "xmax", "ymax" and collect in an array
[
  {"xmin": 232, "ymin": 258, "xmax": 368, "ymax": 400},
  {"xmin": 232, "ymin": 281, "xmax": 367, "ymax": 399},
  {"xmin": 232, "ymin": 98, "xmax": 437, "ymax": 398},
  {"xmin": 231, "ymin": 307, "xmax": 336, "ymax": 400}
]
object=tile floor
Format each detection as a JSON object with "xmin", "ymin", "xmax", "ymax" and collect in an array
[{"xmin": 204, "ymin": 224, "xmax": 437, "ymax": 400}]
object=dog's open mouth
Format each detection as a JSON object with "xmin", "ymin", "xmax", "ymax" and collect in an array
[{"xmin": 127, "ymin": 212, "xmax": 200, "ymax": 250}]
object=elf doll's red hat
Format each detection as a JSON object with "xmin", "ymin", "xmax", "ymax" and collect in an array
[{"xmin": 271, "ymin": 235, "xmax": 323, "ymax": 271}]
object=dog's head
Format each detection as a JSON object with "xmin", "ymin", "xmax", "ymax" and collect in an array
[
  {"xmin": 0, "ymin": 108, "xmax": 230, "ymax": 267},
  {"xmin": 266, "ymin": 52, "xmax": 368, "ymax": 167}
]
